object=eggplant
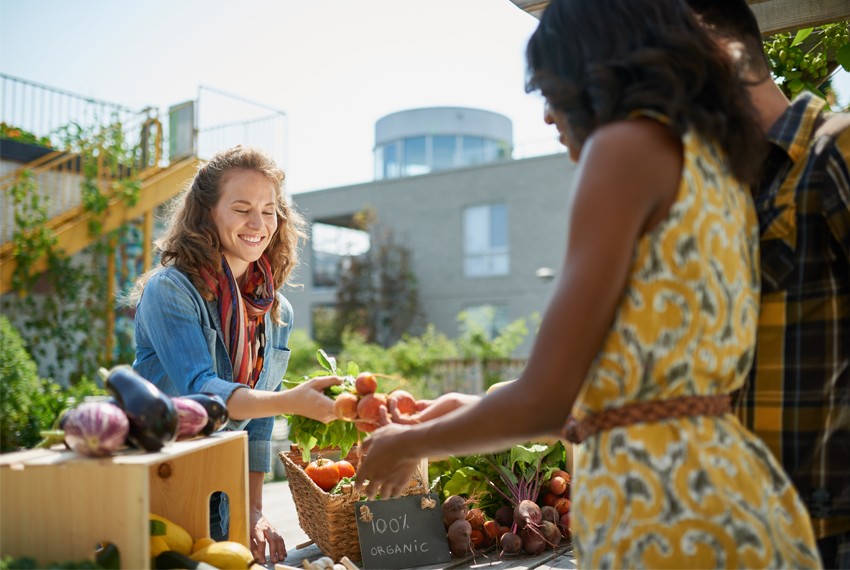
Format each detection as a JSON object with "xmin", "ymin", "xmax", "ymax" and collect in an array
[
  {"xmin": 63, "ymin": 401, "xmax": 129, "ymax": 457},
  {"xmin": 172, "ymin": 397, "xmax": 209, "ymax": 439},
  {"xmin": 181, "ymin": 393, "xmax": 229, "ymax": 435},
  {"xmin": 104, "ymin": 365, "xmax": 178, "ymax": 452}
]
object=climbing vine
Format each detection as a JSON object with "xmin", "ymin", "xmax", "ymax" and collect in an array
[
  {"xmin": 765, "ymin": 21, "xmax": 850, "ymax": 101},
  {"xmin": 3, "ymin": 119, "xmax": 144, "ymax": 384}
]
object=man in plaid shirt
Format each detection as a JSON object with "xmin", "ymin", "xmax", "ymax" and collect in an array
[{"xmin": 686, "ymin": 1, "xmax": 850, "ymax": 567}]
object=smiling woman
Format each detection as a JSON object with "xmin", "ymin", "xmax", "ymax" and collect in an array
[{"xmin": 127, "ymin": 145, "xmax": 342, "ymax": 565}]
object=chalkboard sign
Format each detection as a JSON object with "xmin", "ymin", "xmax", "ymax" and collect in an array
[{"xmin": 354, "ymin": 493, "xmax": 452, "ymax": 569}]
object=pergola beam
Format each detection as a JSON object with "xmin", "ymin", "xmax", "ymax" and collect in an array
[{"xmin": 508, "ymin": 0, "xmax": 850, "ymax": 35}]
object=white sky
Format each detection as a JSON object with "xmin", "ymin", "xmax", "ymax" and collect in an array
[
  {"xmin": 1, "ymin": 1, "xmax": 847, "ymax": 195},
  {"xmin": 0, "ymin": 0, "xmax": 562, "ymax": 194}
]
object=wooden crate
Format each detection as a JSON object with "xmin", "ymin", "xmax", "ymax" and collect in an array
[{"xmin": 0, "ymin": 431, "xmax": 248, "ymax": 569}]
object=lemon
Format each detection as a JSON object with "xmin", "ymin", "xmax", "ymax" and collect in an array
[{"xmin": 149, "ymin": 536, "xmax": 170, "ymax": 557}]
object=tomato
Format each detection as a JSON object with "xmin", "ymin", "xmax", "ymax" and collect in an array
[
  {"xmin": 304, "ymin": 458, "xmax": 341, "ymax": 492},
  {"xmin": 336, "ymin": 459, "xmax": 356, "ymax": 479}
]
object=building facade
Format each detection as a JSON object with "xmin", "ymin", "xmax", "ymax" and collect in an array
[{"xmin": 286, "ymin": 151, "xmax": 576, "ymax": 357}]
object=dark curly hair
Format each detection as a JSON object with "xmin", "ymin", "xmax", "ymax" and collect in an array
[
  {"xmin": 526, "ymin": 0, "xmax": 766, "ymax": 184},
  {"xmin": 131, "ymin": 145, "xmax": 306, "ymax": 322}
]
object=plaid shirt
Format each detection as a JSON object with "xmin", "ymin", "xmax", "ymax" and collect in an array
[{"xmin": 737, "ymin": 92, "xmax": 850, "ymax": 539}]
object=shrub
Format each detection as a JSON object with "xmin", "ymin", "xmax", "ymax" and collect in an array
[{"xmin": 0, "ymin": 315, "xmax": 105, "ymax": 452}]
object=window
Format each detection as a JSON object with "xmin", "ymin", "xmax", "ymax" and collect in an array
[
  {"xmin": 432, "ymin": 135, "xmax": 457, "ymax": 171},
  {"xmin": 374, "ymin": 142, "xmax": 401, "ymax": 180},
  {"xmin": 402, "ymin": 136, "xmax": 428, "ymax": 176},
  {"xmin": 460, "ymin": 136, "xmax": 485, "ymax": 166},
  {"xmin": 460, "ymin": 304, "xmax": 511, "ymax": 340},
  {"xmin": 464, "ymin": 204, "xmax": 509, "ymax": 277},
  {"xmin": 311, "ymin": 222, "xmax": 370, "ymax": 288}
]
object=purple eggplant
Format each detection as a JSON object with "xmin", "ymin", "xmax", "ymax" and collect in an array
[
  {"xmin": 63, "ymin": 401, "xmax": 129, "ymax": 457},
  {"xmin": 104, "ymin": 365, "xmax": 178, "ymax": 452},
  {"xmin": 182, "ymin": 393, "xmax": 229, "ymax": 435}
]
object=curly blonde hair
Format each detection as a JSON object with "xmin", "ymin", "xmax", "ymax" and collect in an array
[{"xmin": 132, "ymin": 145, "xmax": 306, "ymax": 322}]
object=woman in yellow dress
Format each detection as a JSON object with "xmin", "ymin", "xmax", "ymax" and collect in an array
[{"xmin": 355, "ymin": 0, "xmax": 821, "ymax": 566}]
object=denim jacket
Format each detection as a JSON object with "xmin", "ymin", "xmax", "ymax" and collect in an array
[{"xmin": 133, "ymin": 266, "xmax": 293, "ymax": 472}]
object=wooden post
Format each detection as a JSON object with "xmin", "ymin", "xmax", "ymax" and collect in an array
[
  {"xmin": 105, "ymin": 233, "xmax": 117, "ymax": 363},
  {"xmin": 143, "ymin": 211, "xmax": 154, "ymax": 270}
]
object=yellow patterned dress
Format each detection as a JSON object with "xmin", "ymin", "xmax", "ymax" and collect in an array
[{"xmin": 569, "ymin": 119, "xmax": 822, "ymax": 569}]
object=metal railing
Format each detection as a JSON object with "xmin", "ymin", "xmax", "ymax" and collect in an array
[{"xmin": 0, "ymin": 74, "xmax": 164, "ymax": 246}]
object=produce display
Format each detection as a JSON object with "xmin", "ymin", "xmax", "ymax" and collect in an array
[
  {"xmin": 284, "ymin": 350, "xmax": 422, "ymax": 463},
  {"xmin": 430, "ymin": 441, "xmax": 572, "ymax": 559},
  {"xmin": 41, "ymin": 366, "xmax": 230, "ymax": 458},
  {"xmin": 149, "ymin": 513, "xmax": 254, "ymax": 569}
]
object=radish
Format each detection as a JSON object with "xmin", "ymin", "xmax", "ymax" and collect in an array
[
  {"xmin": 446, "ymin": 519, "xmax": 472, "ymax": 556},
  {"xmin": 441, "ymin": 495, "xmax": 468, "ymax": 528}
]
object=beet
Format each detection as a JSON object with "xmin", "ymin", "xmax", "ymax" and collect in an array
[
  {"xmin": 446, "ymin": 519, "xmax": 472, "ymax": 557},
  {"xmin": 465, "ymin": 508, "xmax": 486, "ymax": 529},
  {"xmin": 540, "ymin": 505, "xmax": 560, "ymax": 525},
  {"xmin": 540, "ymin": 520, "xmax": 562, "ymax": 548},
  {"xmin": 521, "ymin": 528, "xmax": 547, "ymax": 556},
  {"xmin": 514, "ymin": 500, "xmax": 542, "ymax": 530},
  {"xmin": 442, "ymin": 495, "xmax": 468, "ymax": 528},
  {"xmin": 495, "ymin": 504, "xmax": 514, "ymax": 527},
  {"xmin": 63, "ymin": 401, "xmax": 129, "ymax": 457},
  {"xmin": 172, "ymin": 397, "xmax": 209, "ymax": 439},
  {"xmin": 499, "ymin": 532, "xmax": 522, "ymax": 556}
]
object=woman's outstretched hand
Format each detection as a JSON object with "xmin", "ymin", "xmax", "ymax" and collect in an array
[
  {"xmin": 389, "ymin": 392, "xmax": 480, "ymax": 424},
  {"xmin": 287, "ymin": 375, "xmax": 341, "ymax": 423},
  {"xmin": 355, "ymin": 423, "xmax": 423, "ymax": 500}
]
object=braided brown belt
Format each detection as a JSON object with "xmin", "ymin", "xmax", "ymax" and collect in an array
[{"xmin": 561, "ymin": 394, "xmax": 731, "ymax": 444}]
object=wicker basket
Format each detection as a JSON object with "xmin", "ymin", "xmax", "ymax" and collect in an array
[{"xmin": 280, "ymin": 445, "xmax": 429, "ymax": 562}]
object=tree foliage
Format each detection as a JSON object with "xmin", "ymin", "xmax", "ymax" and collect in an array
[
  {"xmin": 765, "ymin": 21, "xmax": 850, "ymax": 102},
  {"xmin": 334, "ymin": 212, "xmax": 423, "ymax": 348}
]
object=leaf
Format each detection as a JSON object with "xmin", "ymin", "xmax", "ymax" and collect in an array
[
  {"xmin": 787, "ymin": 79, "xmax": 804, "ymax": 94},
  {"xmin": 837, "ymin": 43, "xmax": 850, "ymax": 72},
  {"xmin": 317, "ymin": 349, "xmax": 336, "ymax": 374},
  {"xmin": 791, "ymin": 27, "xmax": 813, "ymax": 47},
  {"xmin": 346, "ymin": 361, "xmax": 360, "ymax": 377},
  {"xmin": 442, "ymin": 466, "xmax": 491, "ymax": 498}
]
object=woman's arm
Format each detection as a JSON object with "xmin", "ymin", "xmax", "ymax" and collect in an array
[
  {"xmin": 356, "ymin": 118, "xmax": 683, "ymax": 498},
  {"xmin": 226, "ymin": 376, "xmax": 339, "ymax": 423}
]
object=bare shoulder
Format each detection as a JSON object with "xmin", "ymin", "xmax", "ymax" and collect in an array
[{"xmin": 575, "ymin": 118, "xmax": 683, "ymax": 222}]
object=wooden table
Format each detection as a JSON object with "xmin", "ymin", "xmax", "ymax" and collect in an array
[{"xmin": 271, "ymin": 542, "xmax": 576, "ymax": 570}]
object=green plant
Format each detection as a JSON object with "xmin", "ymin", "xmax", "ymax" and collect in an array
[
  {"xmin": 765, "ymin": 21, "xmax": 850, "ymax": 100},
  {"xmin": 0, "ymin": 315, "xmax": 106, "ymax": 451},
  {"xmin": 0, "ymin": 122, "xmax": 52, "ymax": 147},
  {"xmin": 5, "ymin": 118, "xmax": 144, "ymax": 383}
]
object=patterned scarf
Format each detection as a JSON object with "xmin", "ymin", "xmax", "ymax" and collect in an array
[{"xmin": 201, "ymin": 255, "xmax": 275, "ymax": 388}]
